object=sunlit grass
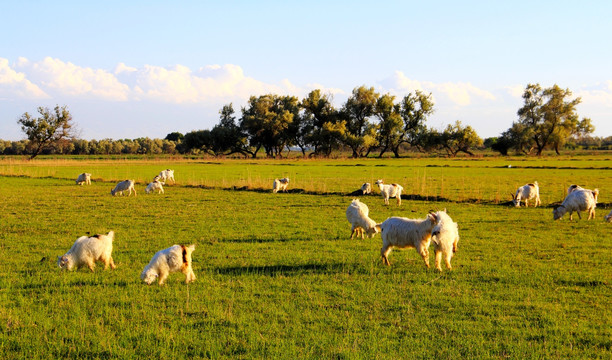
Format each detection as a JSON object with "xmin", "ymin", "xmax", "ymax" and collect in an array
[{"xmin": 0, "ymin": 156, "xmax": 610, "ymax": 358}]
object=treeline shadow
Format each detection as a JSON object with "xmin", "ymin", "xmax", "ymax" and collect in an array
[{"xmin": 214, "ymin": 262, "xmax": 370, "ymax": 277}]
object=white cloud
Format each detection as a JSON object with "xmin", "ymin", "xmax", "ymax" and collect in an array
[
  {"xmin": 24, "ymin": 57, "xmax": 130, "ymax": 101},
  {"xmin": 0, "ymin": 58, "xmax": 49, "ymax": 99},
  {"xmin": 576, "ymin": 81, "xmax": 612, "ymax": 108},
  {"xmin": 380, "ymin": 71, "xmax": 496, "ymax": 106}
]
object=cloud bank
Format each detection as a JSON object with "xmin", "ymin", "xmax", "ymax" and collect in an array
[{"xmin": 1, "ymin": 57, "xmax": 611, "ymax": 140}]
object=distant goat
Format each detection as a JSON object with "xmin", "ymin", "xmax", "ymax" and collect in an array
[
  {"xmin": 145, "ymin": 180, "xmax": 164, "ymax": 194},
  {"xmin": 346, "ymin": 199, "xmax": 380, "ymax": 239},
  {"xmin": 604, "ymin": 209, "xmax": 612, "ymax": 223},
  {"xmin": 379, "ymin": 212, "xmax": 439, "ymax": 267},
  {"xmin": 553, "ymin": 189, "xmax": 598, "ymax": 220},
  {"xmin": 273, "ymin": 178, "xmax": 290, "ymax": 193},
  {"xmin": 360, "ymin": 183, "xmax": 372, "ymax": 195},
  {"xmin": 157, "ymin": 169, "xmax": 175, "ymax": 184},
  {"xmin": 111, "ymin": 180, "xmax": 136, "ymax": 196},
  {"xmin": 76, "ymin": 173, "xmax": 91, "ymax": 185},
  {"xmin": 511, "ymin": 181, "xmax": 540, "ymax": 207},
  {"xmin": 57, "ymin": 231, "xmax": 116, "ymax": 272},
  {"xmin": 375, "ymin": 179, "xmax": 403, "ymax": 206},
  {"xmin": 141, "ymin": 244, "xmax": 196, "ymax": 285},
  {"xmin": 431, "ymin": 209, "xmax": 459, "ymax": 271}
]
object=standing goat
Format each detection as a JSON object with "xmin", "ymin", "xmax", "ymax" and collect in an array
[
  {"xmin": 431, "ymin": 209, "xmax": 459, "ymax": 271},
  {"xmin": 156, "ymin": 169, "xmax": 175, "ymax": 184},
  {"xmin": 375, "ymin": 179, "xmax": 403, "ymax": 206},
  {"xmin": 553, "ymin": 189, "xmax": 598, "ymax": 220},
  {"xmin": 273, "ymin": 178, "xmax": 290, "ymax": 193},
  {"xmin": 379, "ymin": 212, "xmax": 439, "ymax": 267},
  {"xmin": 76, "ymin": 173, "xmax": 91, "ymax": 185},
  {"xmin": 141, "ymin": 244, "xmax": 196, "ymax": 285},
  {"xmin": 346, "ymin": 199, "xmax": 380, "ymax": 239},
  {"xmin": 57, "ymin": 231, "xmax": 116, "ymax": 272},
  {"xmin": 111, "ymin": 180, "xmax": 136, "ymax": 196},
  {"xmin": 511, "ymin": 181, "xmax": 541, "ymax": 207}
]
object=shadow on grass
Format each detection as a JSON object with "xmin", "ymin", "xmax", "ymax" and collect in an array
[
  {"xmin": 214, "ymin": 262, "xmax": 370, "ymax": 277},
  {"xmin": 221, "ymin": 236, "xmax": 311, "ymax": 243}
]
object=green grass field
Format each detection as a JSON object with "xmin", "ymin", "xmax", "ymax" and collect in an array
[{"xmin": 0, "ymin": 156, "xmax": 610, "ymax": 359}]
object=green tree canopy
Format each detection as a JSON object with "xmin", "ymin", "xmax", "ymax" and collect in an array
[
  {"xmin": 341, "ymin": 86, "xmax": 379, "ymax": 157},
  {"xmin": 516, "ymin": 84, "xmax": 593, "ymax": 155},
  {"xmin": 17, "ymin": 105, "xmax": 75, "ymax": 159}
]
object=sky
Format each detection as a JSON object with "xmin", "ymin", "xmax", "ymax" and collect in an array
[{"xmin": 1, "ymin": 0, "xmax": 611, "ymax": 141}]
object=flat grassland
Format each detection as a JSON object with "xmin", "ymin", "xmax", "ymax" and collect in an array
[{"xmin": 0, "ymin": 155, "xmax": 610, "ymax": 359}]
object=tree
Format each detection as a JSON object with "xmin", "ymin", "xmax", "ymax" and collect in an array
[
  {"xmin": 374, "ymin": 93, "xmax": 403, "ymax": 157},
  {"xmin": 397, "ymin": 91, "xmax": 435, "ymax": 153},
  {"xmin": 437, "ymin": 121, "xmax": 483, "ymax": 157},
  {"xmin": 516, "ymin": 84, "xmax": 592, "ymax": 156},
  {"xmin": 240, "ymin": 94, "xmax": 297, "ymax": 158},
  {"xmin": 342, "ymin": 86, "xmax": 380, "ymax": 157},
  {"xmin": 210, "ymin": 103, "xmax": 251, "ymax": 157},
  {"xmin": 165, "ymin": 132, "xmax": 184, "ymax": 142},
  {"xmin": 17, "ymin": 105, "xmax": 75, "ymax": 159},
  {"xmin": 300, "ymin": 89, "xmax": 342, "ymax": 157}
]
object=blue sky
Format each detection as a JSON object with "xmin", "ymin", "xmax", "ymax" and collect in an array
[{"xmin": 1, "ymin": 1, "xmax": 611, "ymax": 140}]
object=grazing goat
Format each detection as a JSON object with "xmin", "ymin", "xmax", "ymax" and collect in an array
[
  {"xmin": 360, "ymin": 183, "xmax": 372, "ymax": 195},
  {"xmin": 76, "ymin": 173, "xmax": 91, "ymax": 185},
  {"xmin": 511, "ymin": 181, "xmax": 540, "ymax": 207},
  {"xmin": 567, "ymin": 185, "xmax": 599, "ymax": 203},
  {"xmin": 157, "ymin": 169, "xmax": 175, "ymax": 184},
  {"xmin": 379, "ymin": 212, "xmax": 439, "ymax": 267},
  {"xmin": 567, "ymin": 184, "xmax": 584, "ymax": 194},
  {"xmin": 141, "ymin": 244, "xmax": 196, "ymax": 285},
  {"xmin": 553, "ymin": 189, "xmax": 598, "ymax": 220},
  {"xmin": 57, "ymin": 231, "xmax": 116, "ymax": 271},
  {"xmin": 375, "ymin": 179, "xmax": 403, "ymax": 206},
  {"xmin": 145, "ymin": 180, "xmax": 164, "ymax": 194},
  {"xmin": 431, "ymin": 209, "xmax": 459, "ymax": 271},
  {"xmin": 111, "ymin": 180, "xmax": 136, "ymax": 196},
  {"xmin": 346, "ymin": 199, "xmax": 380, "ymax": 239},
  {"xmin": 604, "ymin": 209, "xmax": 612, "ymax": 223},
  {"xmin": 273, "ymin": 178, "xmax": 290, "ymax": 193}
]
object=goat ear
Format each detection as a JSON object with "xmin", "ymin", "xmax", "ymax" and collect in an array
[{"xmin": 187, "ymin": 244, "xmax": 196, "ymax": 251}]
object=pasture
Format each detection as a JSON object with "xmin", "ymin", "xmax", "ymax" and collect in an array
[{"xmin": 0, "ymin": 155, "xmax": 610, "ymax": 359}]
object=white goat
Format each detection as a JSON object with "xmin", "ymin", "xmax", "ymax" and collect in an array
[
  {"xmin": 75, "ymin": 173, "xmax": 91, "ymax": 185},
  {"xmin": 57, "ymin": 231, "xmax": 116, "ymax": 272},
  {"xmin": 145, "ymin": 180, "xmax": 164, "ymax": 194},
  {"xmin": 511, "ymin": 181, "xmax": 540, "ymax": 207},
  {"xmin": 604, "ymin": 209, "xmax": 612, "ymax": 223},
  {"xmin": 111, "ymin": 180, "xmax": 136, "ymax": 196},
  {"xmin": 273, "ymin": 178, "xmax": 290, "ymax": 193},
  {"xmin": 375, "ymin": 179, "xmax": 403, "ymax": 206},
  {"xmin": 553, "ymin": 189, "xmax": 599, "ymax": 220},
  {"xmin": 431, "ymin": 209, "xmax": 459, "ymax": 272},
  {"xmin": 157, "ymin": 169, "xmax": 175, "ymax": 184},
  {"xmin": 346, "ymin": 199, "xmax": 380, "ymax": 239},
  {"xmin": 141, "ymin": 244, "xmax": 196, "ymax": 285},
  {"xmin": 567, "ymin": 184, "xmax": 584, "ymax": 194},
  {"xmin": 360, "ymin": 183, "xmax": 372, "ymax": 195},
  {"xmin": 379, "ymin": 212, "xmax": 439, "ymax": 267},
  {"xmin": 567, "ymin": 185, "xmax": 598, "ymax": 203}
]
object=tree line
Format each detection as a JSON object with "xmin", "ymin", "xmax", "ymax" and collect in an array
[{"xmin": 7, "ymin": 84, "xmax": 603, "ymax": 159}]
